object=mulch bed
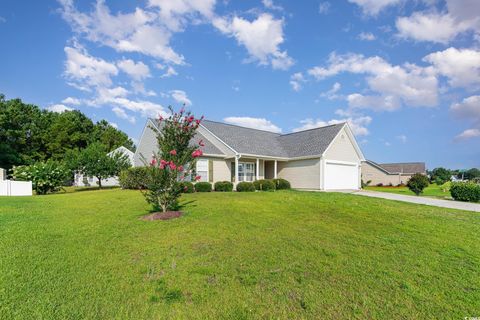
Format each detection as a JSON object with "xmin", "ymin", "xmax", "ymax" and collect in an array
[{"xmin": 142, "ymin": 211, "xmax": 183, "ymax": 221}]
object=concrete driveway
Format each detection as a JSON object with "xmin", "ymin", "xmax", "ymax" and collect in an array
[{"xmin": 353, "ymin": 190, "xmax": 480, "ymax": 213}]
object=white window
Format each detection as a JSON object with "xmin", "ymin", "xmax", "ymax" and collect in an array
[
  {"xmin": 196, "ymin": 159, "xmax": 209, "ymax": 182},
  {"xmin": 239, "ymin": 163, "xmax": 255, "ymax": 182}
]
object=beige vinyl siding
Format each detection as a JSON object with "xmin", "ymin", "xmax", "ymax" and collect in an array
[
  {"xmin": 278, "ymin": 158, "xmax": 320, "ymax": 189},
  {"xmin": 212, "ymin": 158, "xmax": 231, "ymax": 182},
  {"xmin": 324, "ymin": 127, "xmax": 360, "ymax": 163},
  {"xmin": 361, "ymin": 162, "xmax": 412, "ymax": 186},
  {"xmin": 134, "ymin": 121, "xmax": 158, "ymax": 167}
]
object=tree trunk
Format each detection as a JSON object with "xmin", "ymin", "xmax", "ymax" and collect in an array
[{"xmin": 98, "ymin": 177, "xmax": 102, "ymax": 189}]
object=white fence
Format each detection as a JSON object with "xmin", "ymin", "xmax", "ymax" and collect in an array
[{"xmin": 0, "ymin": 180, "xmax": 33, "ymax": 196}]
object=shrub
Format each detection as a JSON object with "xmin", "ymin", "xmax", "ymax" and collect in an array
[
  {"xmin": 178, "ymin": 181, "xmax": 195, "ymax": 193},
  {"xmin": 450, "ymin": 182, "xmax": 480, "ymax": 202},
  {"xmin": 253, "ymin": 179, "xmax": 276, "ymax": 191},
  {"xmin": 12, "ymin": 160, "xmax": 69, "ymax": 195},
  {"xmin": 119, "ymin": 167, "xmax": 150, "ymax": 189},
  {"xmin": 376, "ymin": 183, "xmax": 383, "ymax": 187},
  {"xmin": 407, "ymin": 173, "xmax": 429, "ymax": 195},
  {"xmin": 236, "ymin": 182, "xmax": 255, "ymax": 192},
  {"xmin": 195, "ymin": 182, "xmax": 212, "ymax": 192},
  {"xmin": 273, "ymin": 178, "xmax": 291, "ymax": 190},
  {"xmin": 214, "ymin": 181, "xmax": 233, "ymax": 192}
]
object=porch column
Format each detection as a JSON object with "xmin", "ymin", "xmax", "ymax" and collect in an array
[
  {"xmin": 274, "ymin": 160, "xmax": 278, "ymax": 179},
  {"xmin": 256, "ymin": 158, "xmax": 259, "ymax": 180},
  {"xmin": 235, "ymin": 155, "xmax": 239, "ymax": 185}
]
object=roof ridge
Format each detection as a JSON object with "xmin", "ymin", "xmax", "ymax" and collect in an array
[
  {"xmin": 279, "ymin": 122, "xmax": 345, "ymax": 137},
  {"xmin": 380, "ymin": 162, "xmax": 425, "ymax": 165},
  {"xmin": 202, "ymin": 119, "xmax": 282, "ymax": 135}
]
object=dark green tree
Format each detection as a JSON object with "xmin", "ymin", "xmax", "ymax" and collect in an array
[
  {"xmin": 77, "ymin": 143, "xmax": 131, "ymax": 188},
  {"xmin": 430, "ymin": 167, "xmax": 451, "ymax": 185},
  {"xmin": 464, "ymin": 168, "xmax": 480, "ymax": 180},
  {"xmin": 91, "ymin": 120, "xmax": 135, "ymax": 152},
  {"xmin": 407, "ymin": 173, "xmax": 430, "ymax": 196}
]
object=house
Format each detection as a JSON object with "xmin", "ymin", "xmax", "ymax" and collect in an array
[
  {"xmin": 134, "ymin": 118, "xmax": 365, "ymax": 190},
  {"xmin": 361, "ymin": 160, "xmax": 426, "ymax": 186},
  {"xmin": 74, "ymin": 146, "xmax": 134, "ymax": 187}
]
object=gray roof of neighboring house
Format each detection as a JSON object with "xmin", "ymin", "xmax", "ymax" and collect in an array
[
  {"xmin": 201, "ymin": 120, "xmax": 345, "ymax": 158},
  {"xmin": 379, "ymin": 162, "xmax": 426, "ymax": 174},
  {"xmin": 366, "ymin": 160, "xmax": 426, "ymax": 174},
  {"xmin": 149, "ymin": 119, "xmax": 223, "ymax": 155}
]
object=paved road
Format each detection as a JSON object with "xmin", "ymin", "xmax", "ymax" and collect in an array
[{"xmin": 352, "ymin": 190, "xmax": 480, "ymax": 213}]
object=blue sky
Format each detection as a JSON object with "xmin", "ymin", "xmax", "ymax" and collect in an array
[{"xmin": 1, "ymin": 0, "xmax": 479, "ymax": 169}]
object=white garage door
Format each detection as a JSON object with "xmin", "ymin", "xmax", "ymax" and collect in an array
[{"xmin": 325, "ymin": 162, "xmax": 359, "ymax": 190}]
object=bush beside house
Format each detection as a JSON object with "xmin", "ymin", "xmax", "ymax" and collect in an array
[
  {"xmin": 407, "ymin": 173, "xmax": 430, "ymax": 195},
  {"xmin": 253, "ymin": 179, "xmax": 276, "ymax": 191},
  {"xmin": 195, "ymin": 182, "xmax": 212, "ymax": 192},
  {"xmin": 12, "ymin": 160, "xmax": 68, "ymax": 195},
  {"xmin": 273, "ymin": 178, "xmax": 291, "ymax": 190},
  {"xmin": 450, "ymin": 182, "xmax": 480, "ymax": 202},
  {"xmin": 236, "ymin": 182, "xmax": 255, "ymax": 192},
  {"xmin": 178, "ymin": 181, "xmax": 195, "ymax": 193},
  {"xmin": 214, "ymin": 181, "xmax": 233, "ymax": 192}
]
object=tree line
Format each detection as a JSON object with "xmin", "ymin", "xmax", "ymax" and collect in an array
[{"xmin": 0, "ymin": 94, "xmax": 134, "ymax": 170}]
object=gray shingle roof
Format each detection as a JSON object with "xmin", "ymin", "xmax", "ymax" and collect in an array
[
  {"xmin": 149, "ymin": 119, "xmax": 223, "ymax": 155},
  {"xmin": 201, "ymin": 120, "xmax": 345, "ymax": 158},
  {"xmin": 379, "ymin": 162, "xmax": 426, "ymax": 174}
]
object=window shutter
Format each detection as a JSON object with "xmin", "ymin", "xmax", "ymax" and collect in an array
[
  {"xmin": 208, "ymin": 159, "xmax": 214, "ymax": 182},
  {"xmin": 231, "ymin": 162, "xmax": 235, "ymax": 182}
]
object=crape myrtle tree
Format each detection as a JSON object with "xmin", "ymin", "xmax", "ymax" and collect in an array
[
  {"xmin": 77, "ymin": 143, "xmax": 131, "ymax": 188},
  {"xmin": 142, "ymin": 107, "xmax": 204, "ymax": 212}
]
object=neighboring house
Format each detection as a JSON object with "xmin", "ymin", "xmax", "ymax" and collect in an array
[
  {"xmin": 362, "ymin": 160, "xmax": 426, "ymax": 186},
  {"xmin": 74, "ymin": 146, "xmax": 134, "ymax": 187},
  {"xmin": 134, "ymin": 118, "xmax": 365, "ymax": 190}
]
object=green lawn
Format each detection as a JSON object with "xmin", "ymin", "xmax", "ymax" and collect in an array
[
  {"xmin": 1, "ymin": 189, "xmax": 479, "ymax": 319},
  {"xmin": 365, "ymin": 184, "xmax": 450, "ymax": 199}
]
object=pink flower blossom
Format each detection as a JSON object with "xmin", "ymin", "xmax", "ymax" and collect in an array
[
  {"xmin": 177, "ymin": 165, "xmax": 184, "ymax": 172},
  {"xmin": 169, "ymin": 162, "xmax": 177, "ymax": 170},
  {"xmin": 150, "ymin": 158, "xmax": 157, "ymax": 166},
  {"xmin": 158, "ymin": 115, "xmax": 163, "ymax": 121},
  {"xmin": 198, "ymin": 140, "xmax": 205, "ymax": 147},
  {"xmin": 159, "ymin": 159, "xmax": 168, "ymax": 169},
  {"xmin": 195, "ymin": 175, "xmax": 201, "ymax": 181},
  {"xmin": 192, "ymin": 149, "xmax": 203, "ymax": 158},
  {"xmin": 169, "ymin": 150, "xmax": 177, "ymax": 156}
]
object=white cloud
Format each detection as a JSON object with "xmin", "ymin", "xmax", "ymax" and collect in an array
[
  {"xmin": 223, "ymin": 116, "xmax": 282, "ymax": 133},
  {"xmin": 170, "ymin": 90, "xmax": 192, "ymax": 106},
  {"xmin": 289, "ymin": 72, "xmax": 305, "ymax": 91},
  {"xmin": 424, "ymin": 47, "xmax": 480, "ymax": 88},
  {"xmin": 117, "ymin": 58, "xmax": 151, "ymax": 81},
  {"xmin": 109, "ymin": 122, "xmax": 118, "ymax": 128},
  {"xmin": 213, "ymin": 13, "xmax": 293, "ymax": 70},
  {"xmin": 347, "ymin": 93, "xmax": 401, "ymax": 111},
  {"xmin": 61, "ymin": 97, "xmax": 81, "ymax": 105},
  {"xmin": 456, "ymin": 129, "xmax": 480, "ymax": 140},
  {"xmin": 308, "ymin": 52, "xmax": 438, "ymax": 110},
  {"xmin": 396, "ymin": 0, "xmax": 480, "ymax": 44},
  {"xmin": 64, "ymin": 43, "xmax": 118, "ymax": 90},
  {"xmin": 348, "ymin": 0, "xmax": 401, "ymax": 16},
  {"xmin": 318, "ymin": 2, "xmax": 331, "ymax": 14},
  {"xmin": 320, "ymin": 82, "xmax": 342, "ymax": 100},
  {"xmin": 112, "ymin": 106, "xmax": 136, "ymax": 123},
  {"xmin": 293, "ymin": 116, "xmax": 372, "ymax": 136},
  {"xmin": 59, "ymin": 0, "xmax": 185, "ymax": 64},
  {"xmin": 396, "ymin": 134, "xmax": 407, "ymax": 143},
  {"xmin": 358, "ymin": 32, "xmax": 376, "ymax": 41},
  {"xmin": 262, "ymin": 0, "xmax": 283, "ymax": 11},
  {"xmin": 160, "ymin": 66, "xmax": 178, "ymax": 78},
  {"xmin": 47, "ymin": 104, "xmax": 73, "ymax": 113},
  {"xmin": 396, "ymin": 13, "xmax": 471, "ymax": 44}
]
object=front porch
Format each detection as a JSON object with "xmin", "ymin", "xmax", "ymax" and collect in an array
[{"xmin": 229, "ymin": 156, "xmax": 282, "ymax": 183}]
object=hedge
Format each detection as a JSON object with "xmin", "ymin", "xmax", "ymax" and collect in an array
[
  {"xmin": 253, "ymin": 179, "xmax": 276, "ymax": 191},
  {"xmin": 273, "ymin": 178, "xmax": 291, "ymax": 190},
  {"xmin": 118, "ymin": 167, "xmax": 150, "ymax": 190},
  {"xmin": 450, "ymin": 182, "xmax": 480, "ymax": 202},
  {"xmin": 236, "ymin": 182, "xmax": 255, "ymax": 192},
  {"xmin": 214, "ymin": 181, "xmax": 233, "ymax": 192},
  {"xmin": 178, "ymin": 181, "xmax": 195, "ymax": 193},
  {"xmin": 195, "ymin": 182, "xmax": 212, "ymax": 192}
]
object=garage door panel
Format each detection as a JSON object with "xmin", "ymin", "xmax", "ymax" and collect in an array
[{"xmin": 325, "ymin": 162, "xmax": 359, "ymax": 190}]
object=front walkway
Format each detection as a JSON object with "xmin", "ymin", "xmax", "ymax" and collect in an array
[{"xmin": 352, "ymin": 190, "xmax": 480, "ymax": 213}]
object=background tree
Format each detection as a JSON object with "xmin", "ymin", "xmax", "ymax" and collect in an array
[
  {"xmin": 77, "ymin": 143, "xmax": 131, "ymax": 188},
  {"xmin": 430, "ymin": 167, "xmax": 451, "ymax": 185},
  {"xmin": 464, "ymin": 168, "xmax": 480, "ymax": 181},
  {"xmin": 0, "ymin": 94, "xmax": 135, "ymax": 170}
]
